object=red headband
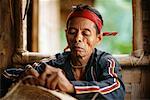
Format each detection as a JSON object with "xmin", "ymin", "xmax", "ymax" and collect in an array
[{"xmin": 67, "ymin": 9, "xmax": 103, "ymax": 33}]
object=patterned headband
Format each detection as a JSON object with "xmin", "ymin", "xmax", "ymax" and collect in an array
[{"xmin": 67, "ymin": 9, "xmax": 103, "ymax": 33}]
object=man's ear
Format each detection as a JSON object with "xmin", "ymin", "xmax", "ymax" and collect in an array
[
  {"xmin": 65, "ymin": 29, "xmax": 68, "ymax": 38},
  {"xmin": 96, "ymin": 33, "xmax": 103, "ymax": 44},
  {"xmin": 65, "ymin": 29, "xmax": 67, "ymax": 33}
]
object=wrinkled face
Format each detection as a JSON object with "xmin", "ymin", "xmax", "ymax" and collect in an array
[{"xmin": 66, "ymin": 17, "xmax": 102, "ymax": 58}]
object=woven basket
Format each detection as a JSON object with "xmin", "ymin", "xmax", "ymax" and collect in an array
[{"xmin": 1, "ymin": 76, "xmax": 77, "ymax": 100}]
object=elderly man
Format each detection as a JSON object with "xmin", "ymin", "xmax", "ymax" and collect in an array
[{"xmin": 1, "ymin": 4, "xmax": 125, "ymax": 100}]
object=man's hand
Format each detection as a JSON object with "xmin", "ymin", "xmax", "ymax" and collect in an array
[
  {"xmin": 25, "ymin": 64, "xmax": 74, "ymax": 93},
  {"xmin": 39, "ymin": 64, "xmax": 74, "ymax": 93},
  {"xmin": 24, "ymin": 64, "xmax": 40, "ymax": 78}
]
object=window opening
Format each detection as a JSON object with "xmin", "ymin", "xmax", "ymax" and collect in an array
[{"xmin": 94, "ymin": 0, "xmax": 132, "ymax": 54}]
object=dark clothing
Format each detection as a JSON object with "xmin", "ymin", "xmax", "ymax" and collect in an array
[
  {"xmin": 1, "ymin": 48, "xmax": 125, "ymax": 99},
  {"xmin": 38, "ymin": 48, "xmax": 125, "ymax": 99}
]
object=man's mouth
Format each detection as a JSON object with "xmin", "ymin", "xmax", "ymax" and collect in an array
[
  {"xmin": 74, "ymin": 46, "xmax": 84, "ymax": 51},
  {"xmin": 73, "ymin": 44, "xmax": 85, "ymax": 52}
]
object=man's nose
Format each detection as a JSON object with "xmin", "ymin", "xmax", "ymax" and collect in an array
[{"xmin": 75, "ymin": 32, "xmax": 82, "ymax": 43}]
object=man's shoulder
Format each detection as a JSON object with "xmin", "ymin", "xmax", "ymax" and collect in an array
[
  {"xmin": 46, "ymin": 51, "xmax": 71, "ymax": 66},
  {"xmin": 55, "ymin": 51, "xmax": 71, "ymax": 59},
  {"xmin": 95, "ymin": 48, "xmax": 112, "ymax": 59},
  {"xmin": 95, "ymin": 48, "xmax": 118, "ymax": 64}
]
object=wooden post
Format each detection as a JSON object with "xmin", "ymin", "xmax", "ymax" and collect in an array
[{"xmin": 132, "ymin": 0, "xmax": 143, "ymax": 57}]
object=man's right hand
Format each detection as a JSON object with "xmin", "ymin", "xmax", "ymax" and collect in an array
[
  {"xmin": 24, "ymin": 63, "xmax": 74, "ymax": 93},
  {"xmin": 24, "ymin": 64, "xmax": 40, "ymax": 78}
]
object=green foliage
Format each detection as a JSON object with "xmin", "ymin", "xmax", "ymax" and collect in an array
[
  {"xmin": 60, "ymin": 28, "xmax": 67, "ymax": 51},
  {"xmin": 94, "ymin": 0, "xmax": 132, "ymax": 54}
]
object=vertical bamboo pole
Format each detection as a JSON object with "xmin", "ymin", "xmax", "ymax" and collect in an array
[{"xmin": 132, "ymin": 0, "xmax": 143, "ymax": 57}]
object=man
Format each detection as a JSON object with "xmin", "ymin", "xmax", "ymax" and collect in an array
[{"xmin": 1, "ymin": 4, "xmax": 125, "ymax": 99}]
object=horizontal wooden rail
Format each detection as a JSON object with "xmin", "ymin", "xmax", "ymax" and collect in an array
[{"xmin": 12, "ymin": 50, "xmax": 150, "ymax": 67}]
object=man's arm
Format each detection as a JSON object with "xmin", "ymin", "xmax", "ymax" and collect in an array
[{"xmin": 70, "ymin": 57, "xmax": 125, "ymax": 99}]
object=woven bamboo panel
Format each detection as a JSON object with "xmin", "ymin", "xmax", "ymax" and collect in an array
[{"xmin": 1, "ymin": 81, "xmax": 77, "ymax": 100}]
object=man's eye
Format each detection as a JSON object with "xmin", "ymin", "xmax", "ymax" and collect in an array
[
  {"xmin": 82, "ymin": 31, "xmax": 90, "ymax": 36},
  {"xmin": 68, "ymin": 30, "xmax": 76, "ymax": 35}
]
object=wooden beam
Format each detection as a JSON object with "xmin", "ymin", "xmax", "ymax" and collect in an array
[
  {"xmin": 32, "ymin": 0, "xmax": 39, "ymax": 52},
  {"xmin": 132, "ymin": 0, "xmax": 143, "ymax": 57},
  {"xmin": 14, "ymin": 0, "xmax": 23, "ymax": 50}
]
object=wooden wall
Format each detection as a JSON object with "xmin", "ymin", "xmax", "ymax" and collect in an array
[
  {"xmin": 0, "ymin": 0, "xmax": 15, "ymax": 73},
  {"xmin": 123, "ymin": 0, "xmax": 150, "ymax": 99},
  {"xmin": 0, "ymin": 0, "xmax": 150, "ymax": 99},
  {"xmin": 122, "ymin": 66, "xmax": 150, "ymax": 99}
]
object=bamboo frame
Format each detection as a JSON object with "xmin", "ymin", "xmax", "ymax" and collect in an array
[
  {"xmin": 31, "ymin": 0, "xmax": 39, "ymax": 52},
  {"xmin": 132, "ymin": 0, "xmax": 143, "ymax": 57},
  {"xmin": 12, "ymin": 0, "xmax": 150, "ymax": 66}
]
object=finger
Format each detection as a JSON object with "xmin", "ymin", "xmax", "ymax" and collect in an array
[
  {"xmin": 46, "ymin": 74, "xmax": 58, "ymax": 89},
  {"xmin": 38, "ymin": 66, "xmax": 51, "ymax": 81},
  {"xmin": 29, "ymin": 68, "xmax": 39, "ymax": 77},
  {"xmin": 45, "ymin": 64, "xmax": 59, "ymax": 73},
  {"xmin": 38, "ymin": 64, "xmax": 59, "ymax": 86},
  {"xmin": 32, "ymin": 62, "xmax": 39, "ymax": 68},
  {"xmin": 38, "ymin": 72, "xmax": 48, "ymax": 86},
  {"xmin": 38, "ymin": 64, "xmax": 52, "ymax": 86},
  {"xmin": 56, "ymin": 71, "xmax": 74, "ymax": 93},
  {"xmin": 22, "ymin": 75, "xmax": 40, "ymax": 85},
  {"xmin": 38, "ymin": 64, "xmax": 57, "ymax": 82},
  {"xmin": 25, "ymin": 65, "xmax": 39, "ymax": 77},
  {"xmin": 47, "ymin": 69, "xmax": 63, "ymax": 90},
  {"xmin": 51, "ymin": 78, "xmax": 59, "ymax": 90},
  {"xmin": 27, "ymin": 76, "xmax": 40, "ymax": 86}
]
